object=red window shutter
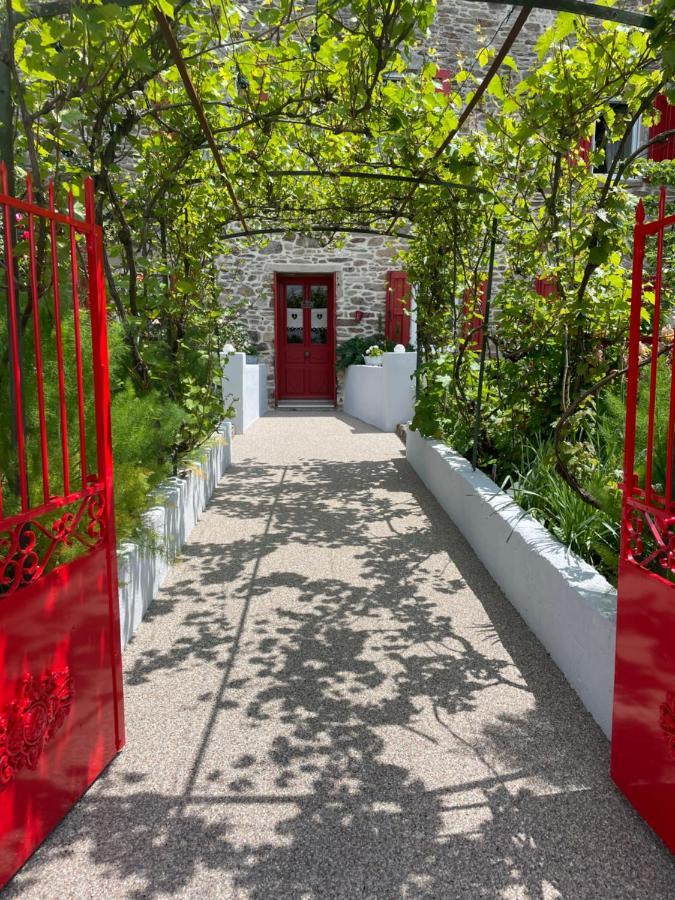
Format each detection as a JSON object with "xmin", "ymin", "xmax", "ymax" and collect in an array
[
  {"xmin": 649, "ymin": 94, "xmax": 675, "ymax": 161},
  {"xmin": 385, "ymin": 271, "xmax": 411, "ymax": 345},
  {"xmin": 435, "ymin": 68, "xmax": 452, "ymax": 95},
  {"xmin": 534, "ymin": 276, "xmax": 559, "ymax": 298},
  {"xmin": 462, "ymin": 280, "xmax": 488, "ymax": 351}
]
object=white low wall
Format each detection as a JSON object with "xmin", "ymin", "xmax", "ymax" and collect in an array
[
  {"xmin": 117, "ymin": 421, "xmax": 232, "ymax": 649},
  {"xmin": 343, "ymin": 352, "xmax": 416, "ymax": 432},
  {"xmin": 407, "ymin": 429, "xmax": 617, "ymax": 738},
  {"xmin": 221, "ymin": 351, "xmax": 268, "ymax": 433}
]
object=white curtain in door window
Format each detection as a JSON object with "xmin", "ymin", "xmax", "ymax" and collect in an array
[
  {"xmin": 311, "ymin": 309, "xmax": 326, "ymax": 328},
  {"xmin": 287, "ymin": 309, "xmax": 302, "ymax": 327}
]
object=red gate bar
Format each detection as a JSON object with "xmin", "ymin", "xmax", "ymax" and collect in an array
[
  {"xmin": 49, "ymin": 180, "xmax": 71, "ymax": 496},
  {"xmin": 622, "ymin": 201, "xmax": 646, "ymax": 499},
  {"xmin": 26, "ymin": 175, "xmax": 51, "ymax": 503},
  {"xmin": 84, "ymin": 175, "xmax": 126, "ymax": 748},
  {"xmin": 68, "ymin": 191, "xmax": 89, "ymax": 488},
  {"xmin": 643, "ymin": 188, "xmax": 666, "ymax": 507},
  {"xmin": 1, "ymin": 162, "xmax": 29, "ymax": 511}
]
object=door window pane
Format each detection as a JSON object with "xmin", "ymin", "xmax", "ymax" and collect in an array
[
  {"xmin": 285, "ymin": 284, "xmax": 304, "ymax": 343},
  {"xmin": 310, "ymin": 286, "xmax": 328, "ymax": 344}
]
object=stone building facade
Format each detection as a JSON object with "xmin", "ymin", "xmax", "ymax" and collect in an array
[
  {"xmin": 219, "ymin": 2, "xmax": 557, "ymax": 405},
  {"xmin": 218, "ymin": 232, "xmax": 408, "ymax": 402}
]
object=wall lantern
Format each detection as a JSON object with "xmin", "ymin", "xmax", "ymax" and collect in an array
[{"xmin": 354, "ymin": 310, "xmax": 364, "ymax": 322}]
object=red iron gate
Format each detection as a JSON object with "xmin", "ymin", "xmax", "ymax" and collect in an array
[
  {"xmin": 0, "ymin": 167, "xmax": 124, "ymax": 888},
  {"xmin": 612, "ymin": 187, "xmax": 675, "ymax": 850}
]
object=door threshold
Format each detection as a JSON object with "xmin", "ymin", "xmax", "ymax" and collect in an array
[{"xmin": 277, "ymin": 400, "xmax": 336, "ymax": 409}]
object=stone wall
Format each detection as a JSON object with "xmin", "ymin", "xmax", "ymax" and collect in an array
[
  {"xmin": 217, "ymin": 233, "xmax": 408, "ymax": 402},
  {"xmin": 220, "ymin": 1, "xmax": 558, "ymax": 405},
  {"xmin": 428, "ymin": 2, "xmax": 555, "ymax": 74}
]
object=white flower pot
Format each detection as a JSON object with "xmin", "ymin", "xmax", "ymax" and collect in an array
[{"xmin": 364, "ymin": 356, "xmax": 383, "ymax": 366}]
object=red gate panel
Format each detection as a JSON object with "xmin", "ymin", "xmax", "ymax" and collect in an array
[
  {"xmin": 611, "ymin": 187, "xmax": 675, "ymax": 851},
  {"xmin": 0, "ymin": 168, "xmax": 124, "ymax": 889}
]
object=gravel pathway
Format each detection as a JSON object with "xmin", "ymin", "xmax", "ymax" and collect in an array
[{"xmin": 6, "ymin": 411, "xmax": 675, "ymax": 899}]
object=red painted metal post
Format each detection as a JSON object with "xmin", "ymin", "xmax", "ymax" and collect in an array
[
  {"xmin": 84, "ymin": 177, "xmax": 125, "ymax": 750},
  {"xmin": 666, "ymin": 215, "xmax": 675, "ymax": 506},
  {"xmin": 643, "ymin": 187, "xmax": 666, "ymax": 506},
  {"xmin": 48, "ymin": 181, "xmax": 70, "ymax": 495},
  {"xmin": 68, "ymin": 192, "xmax": 89, "ymax": 487},
  {"xmin": 621, "ymin": 201, "xmax": 646, "ymax": 499},
  {"xmin": 1, "ymin": 161, "xmax": 29, "ymax": 510},
  {"xmin": 26, "ymin": 174, "xmax": 50, "ymax": 503}
]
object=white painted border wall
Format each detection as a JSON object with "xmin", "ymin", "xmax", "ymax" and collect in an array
[
  {"xmin": 406, "ymin": 429, "xmax": 617, "ymax": 737},
  {"xmin": 117, "ymin": 421, "xmax": 232, "ymax": 648},
  {"xmin": 343, "ymin": 351, "xmax": 417, "ymax": 432},
  {"xmin": 221, "ymin": 351, "xmax": 268, "ymax": 433}
]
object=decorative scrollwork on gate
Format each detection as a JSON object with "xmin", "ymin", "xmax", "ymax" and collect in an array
[
  {"xmin": 659, "ymin": 692, "xmax": 675, "ymax": 759},
  {"xmin": 0, "ymin": 669, "xmax": 74, "ymax": 791},
  {"xmin": 623, "ymin": 504, "xmax": 675, "ymax": 575},
  {"xmin": 0, "ymin": 492, "xmax": 106, "ymax": 597}
]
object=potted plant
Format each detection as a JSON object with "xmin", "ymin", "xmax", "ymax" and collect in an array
[{"xmin": 364, "ymin": 345, "xmax": 384, "ymax": 366}]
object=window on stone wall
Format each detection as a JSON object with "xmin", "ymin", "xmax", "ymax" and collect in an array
[
  {"xmin": 592, "ymin": 102, "xmax": 645, "ymax": 174},
  {"xmin": 310, "ymin": 285, "xmax": 328, "ymax": 344},
  {"xmin": 285, "ymin": 284, "xmax": 304, "ymax": 343}
]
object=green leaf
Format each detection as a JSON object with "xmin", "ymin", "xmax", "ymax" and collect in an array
[{"xmin": 487, "ymin": 75, "xmax": 504, "ymax": 100}]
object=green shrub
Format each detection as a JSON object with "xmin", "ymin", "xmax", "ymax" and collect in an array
[
  {"xmin": 336, "ymin": 333, "xmax": 414, "ymax": 369},
  {"xmin": 497, "ymin": 359, "xmax": 672, "ymax": 581},
  {"xmin": 510, "ymin": 438, "xmax": 620, "ymax": 581}
]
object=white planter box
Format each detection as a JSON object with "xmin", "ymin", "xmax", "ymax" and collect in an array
[
  {"xmin": 344, "ymin": 351, "xmax": 417, "ymax": 432},
  {"xmin": 406, "ymin": 429, "xmax": 617, "ymax": 738},
  {"xmin": 116, "ymin": 421, "xmax": 232, "ymax": 649},
  {"xmin": 221, "ymin": 350, "xmax": 268, "ymax": 433}
]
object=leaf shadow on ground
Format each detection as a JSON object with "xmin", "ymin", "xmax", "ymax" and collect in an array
[{"xmin": 7, "ymin": 444, "xmax": 675, "ymax": 899}]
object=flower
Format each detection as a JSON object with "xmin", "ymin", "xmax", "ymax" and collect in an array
[
  {"xmin": 365, "ymin": 345, "xmax": 383, "ymax": 357},
  {"xmin": 661, "ymin": 325, "xmax": 674, "ymax": 345}
]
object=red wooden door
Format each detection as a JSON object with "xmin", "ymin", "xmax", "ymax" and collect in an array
[
  {"xmin": 275, "ymin": 274, "xmax": 336, "ymax": 402},
  {"xmin": 385, "ymin": 271, "xmax": 411, "ymax": 345},
  {"xmin": 611, "ymin": 188, "xmax": 675, "ymax": 852},
  {"xmin": 0, "ymin": 172, "xmax": 125, "ymax": 889}
]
